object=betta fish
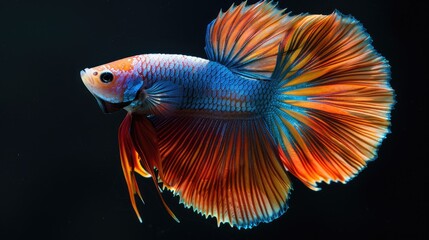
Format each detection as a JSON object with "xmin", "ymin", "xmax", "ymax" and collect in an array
[{"xmin": 80, "ymin": 1, "xmax": 394, "ymax": 229}]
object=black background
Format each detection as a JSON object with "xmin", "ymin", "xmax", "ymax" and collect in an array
[{"xmin": 1, "ymin": 0, "xmax": 427, "ymax": 239}]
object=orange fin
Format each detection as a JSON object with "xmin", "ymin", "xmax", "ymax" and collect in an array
[
  {"xmin": 154, "ymin": 116, "xmax": 292, "ymax": 229},
  {"xmin": 267, "ymin": 12, "xmax": 394, "ymax": 190},
  {"xmin": 118, "ymin": 113, "xmax": 179, "ymax": 223},
  {"xmin": 205, "ymin": 1, "xmax": 304, "ymax": 80}
]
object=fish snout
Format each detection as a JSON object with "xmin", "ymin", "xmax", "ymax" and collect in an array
[
  {"xmin": 80, "ymin": 68, "xmax": 86, "ymax": 76},
  {"xmin": 80, "ymin": 68, "xmax": 94, "ymax": 85}
]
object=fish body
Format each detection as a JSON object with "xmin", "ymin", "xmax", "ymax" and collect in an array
[
  {"xmin": 81, "ymin": 1, "xmax": 394, "ymax": 229},
  {"xmin": 83, "ymin": 54, "xmax": 273, "ymax": 116}
]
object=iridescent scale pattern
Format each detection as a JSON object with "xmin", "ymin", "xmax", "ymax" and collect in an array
[{"xmin": 132, "ymin": 54, "xmax": 274, "ymax": 115}]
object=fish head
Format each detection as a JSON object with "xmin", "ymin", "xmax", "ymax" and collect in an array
[{"xmin": 80, "ymin": 57, "xmax": 144, "ymax": 113}]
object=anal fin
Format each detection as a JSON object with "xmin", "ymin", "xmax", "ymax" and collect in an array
[{"xmin": 154, "ymin": 115, "xmax": 292, "ymax": 229}]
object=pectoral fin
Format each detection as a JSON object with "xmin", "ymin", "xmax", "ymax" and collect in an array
[{"xmin": 141, "ymin": 81, "xmax": 182, "ymax": 116}]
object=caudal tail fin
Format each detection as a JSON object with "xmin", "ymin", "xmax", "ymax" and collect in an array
[
  {"xmin": 205, "ymin": 1, "xmax": 394, "ymax": 190},
  {"xmin": 267, "ymin": 12, "xmax": 394, "ymax": 189}
]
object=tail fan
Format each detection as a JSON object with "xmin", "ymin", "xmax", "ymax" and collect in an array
[
  {"xmin": 205, "ymin": 1, "xmax": 393, "ymax": 190},
  {"xmin": 267, "ymin": 12, "xmax": 394, "ymax": 189}
]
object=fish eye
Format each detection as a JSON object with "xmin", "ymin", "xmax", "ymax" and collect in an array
[{"xmin": 100, "ymin": 71, "xmax": 114, "ymax": 83}]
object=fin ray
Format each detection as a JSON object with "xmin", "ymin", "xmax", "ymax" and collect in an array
[
  {"xmin": 205, "ymin": 1, "xmax": 304, "ymax": 80},
  {"xmin": 153, "ymin": 115, "xmax": 291, "ymax": 229},
  {"xmin": 268, "ymin": 12, "xmax": 394, "ymax": 189},
  {"xmin": 141, "ymin": 81, "xmax": 182, "ymax": 116},
  {"xmin": 118, "ymin": 113, "xmax": 180, "ymax": 223}
]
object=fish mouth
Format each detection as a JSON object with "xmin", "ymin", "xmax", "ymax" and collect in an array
[
  {"xmin": 93, "ymin": 95, "xmax": 132, "ymax": 114},
  {"xmin": 80, "ymin": 68, "xmax": 94, "ymax": 86},
  {"xmin": 80, "ymin": 69, "xmax": 86, "ymax": 78}
]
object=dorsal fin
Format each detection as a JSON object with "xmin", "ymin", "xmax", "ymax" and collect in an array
[{"xmin": 205, "ymin": 1, "xmax": 304, "ymax": 80}]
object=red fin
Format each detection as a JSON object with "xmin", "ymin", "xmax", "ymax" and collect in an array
[
  {"xmin": 268, "ymin": 12, "xmax": 394, "ymax": 189},
  {"xmin": 118, "ymin": 113, "xmax": 179, "ymax": 223},
  {"xmin": 118, "ymin": 113, "xmax": 147, "ymax": 222},
  {"xmin": 154, "ymin": 116, "xmax": 291, "ymax": 229}
]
